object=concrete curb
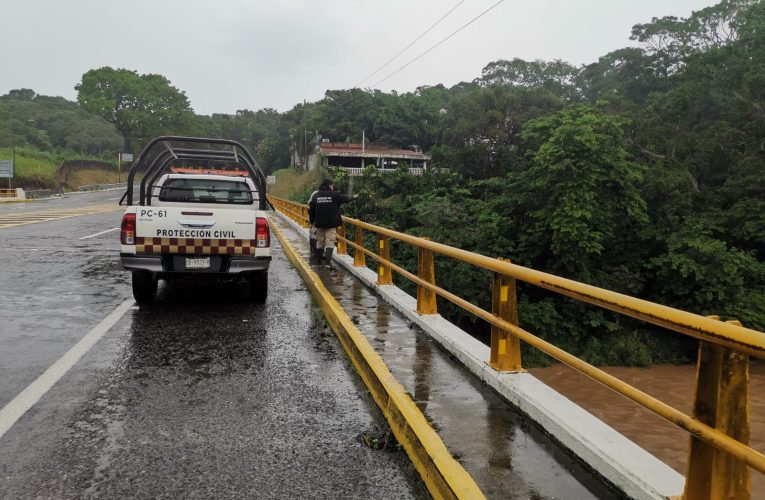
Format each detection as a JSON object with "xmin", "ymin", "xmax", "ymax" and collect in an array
[
  {"xmin": 0, "ymin": 198, "xmax": 35, "ymax": 204},
  {"xmin": 275, "ymin": 210, "xmax": 686, "ymax": 500},
  {"xmin": 269, "ymin": 216, "xmax": 486, "ymax": 500}
]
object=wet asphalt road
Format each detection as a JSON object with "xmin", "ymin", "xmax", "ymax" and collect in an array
[
  {"xmin": 0, "ymin": 193, "xmax": 128, "ymax": 407},
  {"xmin": 0, "ymin": 190, "xmax": 123, "ymax": 215},
  {"xmin": 0, "ymin": 193, "xmax": 424, "ymax": 498}
]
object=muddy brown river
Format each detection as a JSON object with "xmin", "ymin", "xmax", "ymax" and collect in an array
[{"xmin": 530, "ymin": 361, "xmax": 765, "ymax": 495}]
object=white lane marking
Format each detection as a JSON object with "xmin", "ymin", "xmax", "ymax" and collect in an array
[
  {"xmin": 108, "ymin": 197, "xmax": 120, "ymax": 200},
  {"xmin": 0, "ymin": 299, "xmax": 135, "ymax": 439},
  {"xmin": 79, "ymin": 227, "xmax": 120, "ymax": 240}
]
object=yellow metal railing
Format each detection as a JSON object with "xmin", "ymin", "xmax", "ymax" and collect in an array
[
  {"xmin": 269, "ymin": 195, "xmax": 764, "ymax": 498},
  {"xmin": 0, "ymin": 189, "xmax": 17, "ymax": 198}
]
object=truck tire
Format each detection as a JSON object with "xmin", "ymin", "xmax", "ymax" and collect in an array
[
  {"xmin": 132, "ymin": 271, "xmax": 157, "ymax": 303},
  {"xmin": 249, "ymin": 271, "xmax": 268, "ymax": 303}
]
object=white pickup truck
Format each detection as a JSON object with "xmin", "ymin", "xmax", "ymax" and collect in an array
[{"xmin": 120, "ymin": 137, "xmax": 271, "ymax": 303}]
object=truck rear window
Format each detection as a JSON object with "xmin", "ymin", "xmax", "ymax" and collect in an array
[{"xmin": 158, "ymin": 179, "xmax": 254, "ymax": 204}]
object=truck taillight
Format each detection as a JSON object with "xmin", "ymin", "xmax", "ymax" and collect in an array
[
  {"xmin": 256, "ymin": 217, "xmax": 270, "ymax": 248},
  {"xmin": 121, "ymin": 213, "xmax": 136, "ymax": 245}
]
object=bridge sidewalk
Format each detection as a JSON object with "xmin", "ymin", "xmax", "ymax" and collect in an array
[{"xmin": 271, "ymin": 215, "xmax": 629, "ymax": 499}]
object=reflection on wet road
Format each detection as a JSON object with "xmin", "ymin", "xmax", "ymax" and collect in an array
[
  {"xmin": 0, "ymin": 190, "xmax": 121, "ymax": 214},
  {"xmin": 273, "ymin": 216, "xmax": 621, "ymax": 499},
  {"xmin": 0, "ymin": 203, "xmax": 120, "ymax": 228},
  {"xmin": 0, "ymin": 206, "xmax": 130, "ymax": 407},
  {"xmin": 0, "ymin": 194, "xmax": 424, "ymax": 498}
]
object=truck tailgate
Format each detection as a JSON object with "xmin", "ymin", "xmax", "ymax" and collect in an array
[{"xmin": 134, "ymin": 206, "xmax": 259, "ymax": 255}]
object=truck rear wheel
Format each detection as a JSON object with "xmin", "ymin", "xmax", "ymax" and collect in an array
[
  {"xmin": 249, "ymin": 271, "xmax": 268, "ymax": 303},
  {"xmin": 132, "ymin": 271, "xmax": 157, "ymax": 303}
]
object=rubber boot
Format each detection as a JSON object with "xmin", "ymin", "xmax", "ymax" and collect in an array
[
  {"xmin": 309, "ymin": 238, "xmax": 317, "ymax": 261},
  {"xmin": 323, "ymin": 247, "xmax": 334, "ymax": 269}
]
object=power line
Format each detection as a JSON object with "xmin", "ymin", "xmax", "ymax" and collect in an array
[
  {"xmin": 370, "ymin": 0, "xmax": 505, "ymax": 89},
  {"xmin": 354, "ymin": 0, "xmax": 467, "ymax": 89}
]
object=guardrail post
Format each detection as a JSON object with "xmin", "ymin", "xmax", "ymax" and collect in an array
[
  {"xmin": 417, "ymin": 238, "xmax": 437, "ymax": 314},
  {"xmin": 489, "ymin": 258, "xmax": 522, "ymax": 372},
  {"xmin": 301, "ymin": 206, "xmax": 309, "ymax": 228},
  {"xmin": 354, "ymin": 227, "xmax": 366, "ymax": 267},
  {"xmin": 337, "ymin": 224, "xmax": 347, "ymax": 254},
  {"xmin": 377, "ymin": 234, "xmax": 392, "ymax": 285},
  {"xmin": 684, "ymin": 318, "xmax": 750, "ymax": 500}
]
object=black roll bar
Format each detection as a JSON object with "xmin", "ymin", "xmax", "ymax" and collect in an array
[{"xmin": 125, "ymin": 136, "xmax": 268, "ymax": 210}]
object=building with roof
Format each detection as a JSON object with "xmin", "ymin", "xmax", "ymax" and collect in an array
[{"xmin": 293, "ymin": 140, "xmax": 431, "ymax": 175}]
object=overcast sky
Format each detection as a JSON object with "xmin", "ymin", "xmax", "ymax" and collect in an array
[{"xmin": 2, "ymin": 0, "xmax": 716, "ymax": 115}]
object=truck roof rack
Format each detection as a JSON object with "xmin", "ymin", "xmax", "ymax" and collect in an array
[{"xmin": 124, "ymin": 136, "xmax": 268, "ymax": 210}]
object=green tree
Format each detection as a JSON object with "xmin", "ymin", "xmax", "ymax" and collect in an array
[
  {"xmin": 75, "ymin": 67, "xmax": 194, "ymax": 151},
  {"xmin": 517, "ymin": 104, "xmax": 648, "ymax": 286},
  {"xmin": 315, "ymin": 89, "xmax": 376, "ymax": 142},
  {"xmin": 436, "ymin": 85, "xmax": 563, "ymax": 179},
  {"xmin": 630, "ymin": 0, "xmax": 756, "ymax": 75},
  {"xmin": 0, "ymin": 89, "xmax": 123, "ymax": 155},
  {"xmin": 578, "ymin": 48, "xmax": 667, "ymax": 106},
  {"xmin": 478, "ymin": 58, "xmax": 582, "ymax": 100},
  {"xmin": 647, "ymin": 227, "xmax": 765, "ymax": 330},
  {"xmin": 631, "ymin": 0, "xmax": 765, "ymax": 256}
]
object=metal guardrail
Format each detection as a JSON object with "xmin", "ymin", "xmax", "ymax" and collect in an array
[
  {"xmin": 25, "ymin": 188, "xmax": 64, "ymax": 199},
  {"xmin": 270, "ymin": 195, "xmax": 764, "ymax": 498},
  {"xmin": 78, "ymin": 183, "xmax": 128, "ymax": 192},
  {"xmin": 2, "ymin": 184, "xmax": 126, "ymax": 200},
  {"xmin": 340, "ymin": 167, "xmax": 427, "ymax": 176}
]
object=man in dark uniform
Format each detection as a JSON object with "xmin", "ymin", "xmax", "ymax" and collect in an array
[
  {"xmin": 307, "ymin": 188, "xmax": 319, "ymax": 260},
  {"xmin": 308, "ymin": 179, "xmax": 357, "ymax": 268}
]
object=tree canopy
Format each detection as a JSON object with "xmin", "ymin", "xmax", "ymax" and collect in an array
[
  {"xmin": 75, "ymin": 67, "xmax": 194, "ymax": 150},
  {"xmin": 0, "ymin": 89, "xmax": 122, "ymax": 155}
]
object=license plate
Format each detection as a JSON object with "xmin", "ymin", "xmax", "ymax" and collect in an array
[{"xmin": 186, "ymin": 257, "xmax": 210, "ymax": 269}]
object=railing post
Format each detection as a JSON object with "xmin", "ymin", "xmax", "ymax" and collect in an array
[
  {"xmin": 416, "ymin": 238, "xmax": 437, "ymax": 314},
  {"xmin": 377, "ymin": 234, "xmax": 392, "ymax": 285},
  {"xmin": 684, "ymin": 318, "xmax": 750, "ymax": 500},
  {"xmin": 301, "ymin": 206, "xmax": 309, "ymax": 228},
  {"xmin": 337, "ymin": 224, "xmax": 347, "ymax": 254},
  {"xmin": 488, "ymin": 258, "xmax": 522, "ymax": 372},
  {"xmin": 354, "ymin": 227, "xmax": 366, "ymax": 267}
]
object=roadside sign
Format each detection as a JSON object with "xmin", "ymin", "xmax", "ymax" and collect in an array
[
  {"xmin": 267, "ymin": 175, "xmax": 276, "ymax": 184},
  {"xmin": 0, "ymin": 160, "xmax": 12, "ymax": 179},
  {"xmin": 121, "ymin": 153, "xmax": 134, "ymax": 162}
]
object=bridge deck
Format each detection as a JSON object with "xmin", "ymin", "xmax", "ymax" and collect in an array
[
  {"xmin": 0, "ymin": 190, "xmax": 626, "ymax": 498},
  {"xmin": 273, "ymin": 216, "xmax": 621, "ymax": 499}
]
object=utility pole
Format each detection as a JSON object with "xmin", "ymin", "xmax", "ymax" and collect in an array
[{"xmin": 303, "ymin": 99, "xmax": 308, "ymax": 171}]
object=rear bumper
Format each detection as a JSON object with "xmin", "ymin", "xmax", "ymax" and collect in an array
[
  {"xmin": 122, "ymin": 255, "xmax": 164, "ymax": 273},
  {"xmin": 121, "ymin": 254, "xmax": 271, "ymax": 275}
]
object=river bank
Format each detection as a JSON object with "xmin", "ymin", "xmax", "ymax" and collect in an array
[{"xmin": 530, "ymin": 361, "xmax": 765, "ymax": 494}]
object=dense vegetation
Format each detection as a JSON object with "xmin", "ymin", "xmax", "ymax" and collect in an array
[
  {"xmin": 297, "ymin": 0, "xmax": 765, "ymax": 365},
  {"xmin": 0, "ymin": 0, "xmax": 761, "ymax": 364}
]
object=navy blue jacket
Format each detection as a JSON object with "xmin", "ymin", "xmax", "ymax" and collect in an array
[{"xmin": 308, "ymin": 189, "xmax": 354, "ymax": 228}]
